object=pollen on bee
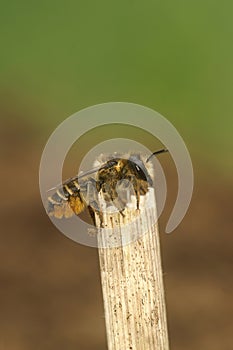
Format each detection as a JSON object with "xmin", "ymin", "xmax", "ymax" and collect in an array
[
  {"xmin": 69, "ymin": 195, "xmax": 86, "ymax": 215},
  {"xmin": 49, "ymin": 202, "xmax": 74, "ymax": 219}
]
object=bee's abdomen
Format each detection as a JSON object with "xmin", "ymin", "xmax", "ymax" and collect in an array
[
  {"xmin": 64, "ymin": 180, "xmax": 80, "ymax": 195},
  {"xmin": 47, "ymin": 180, "xmax": 84, "ymax": 218}
]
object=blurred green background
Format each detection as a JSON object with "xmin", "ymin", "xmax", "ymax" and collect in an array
[
  {"xmin": 0, "ymin": 1, "xmax": 232, "ymax": 350},
  {"xmin": 1, "ymin": 0, "xmax": 233, "ymax": 171}
]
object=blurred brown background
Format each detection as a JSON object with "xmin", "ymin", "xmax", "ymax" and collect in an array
[{"xmin": 1, "ymin": 1, "xmax": 233, "ymax": 349}]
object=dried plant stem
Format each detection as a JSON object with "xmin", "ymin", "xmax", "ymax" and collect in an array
[{"xmin": 96, "ymin": 190, "xmax": 169, "ymax": 350}]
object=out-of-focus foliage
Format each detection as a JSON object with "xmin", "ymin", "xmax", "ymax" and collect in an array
[{"xmin": 0, "ymin": 1, "xmax": 232, "ymax": 173}]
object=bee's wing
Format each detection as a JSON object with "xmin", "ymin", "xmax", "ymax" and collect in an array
[{"xmin": 46, "ymin": 165, "xmax": 101, "ymax": 192}]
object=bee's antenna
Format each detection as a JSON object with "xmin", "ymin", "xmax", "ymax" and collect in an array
[{"xmin": 146, "ymin": 148, "xmax": 168, "ymax": 163}]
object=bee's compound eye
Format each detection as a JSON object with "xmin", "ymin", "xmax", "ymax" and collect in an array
[
  {"xmin": 134, "ymin": 163, "xmax": 145, "ymax": 176},
  {"xmin": 130, "ymin": 159, "xmax": 149, "ymax": 182}
]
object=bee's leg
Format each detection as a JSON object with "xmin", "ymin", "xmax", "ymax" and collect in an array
[
  {"xmin": 132, "ymin": 178, "xmax": 140, "ymax": 210},
  {"xmin": 136, "ymin": 188, "xmax": 140, "ymax": 210},
  {"xmin": 87, "ymin": 204, "xmax": 104, "ymax": 228},
  {"xmin": 119, "ymin": 209, "xmax": 125, "ymax": 218},
  {"xmin": 139, "ymin": 182, "xmax": 148, "ymax": 195},
  {"xmin": 129, "ymin": 176, "xmax": 140, "ymax": 210},
  {"xmin": 87, "ymin": 205, "xmax": 96, "ymax": 227},
  {"xmin": 99, "ymin": 209, "xmax": 104, "ymax": 228}
]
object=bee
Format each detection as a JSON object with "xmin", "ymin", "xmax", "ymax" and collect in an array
[{"xmin": 47, "ymin": 149, "xmax": 168, "ymax": 227}]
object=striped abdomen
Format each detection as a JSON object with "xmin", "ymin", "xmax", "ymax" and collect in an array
[{"xmin": 47, "ymin": 180, "xmax": 86, "ymax": 219}]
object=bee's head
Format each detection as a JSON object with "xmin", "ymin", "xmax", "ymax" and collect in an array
[{"xmin": 128, "ymin": 156, "xmax": 153, "ymax": 186}]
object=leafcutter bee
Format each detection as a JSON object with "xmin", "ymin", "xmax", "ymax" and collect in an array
[{"xmin": 47, "ymin": 149, "xmax": 168, "ymax": 227}]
